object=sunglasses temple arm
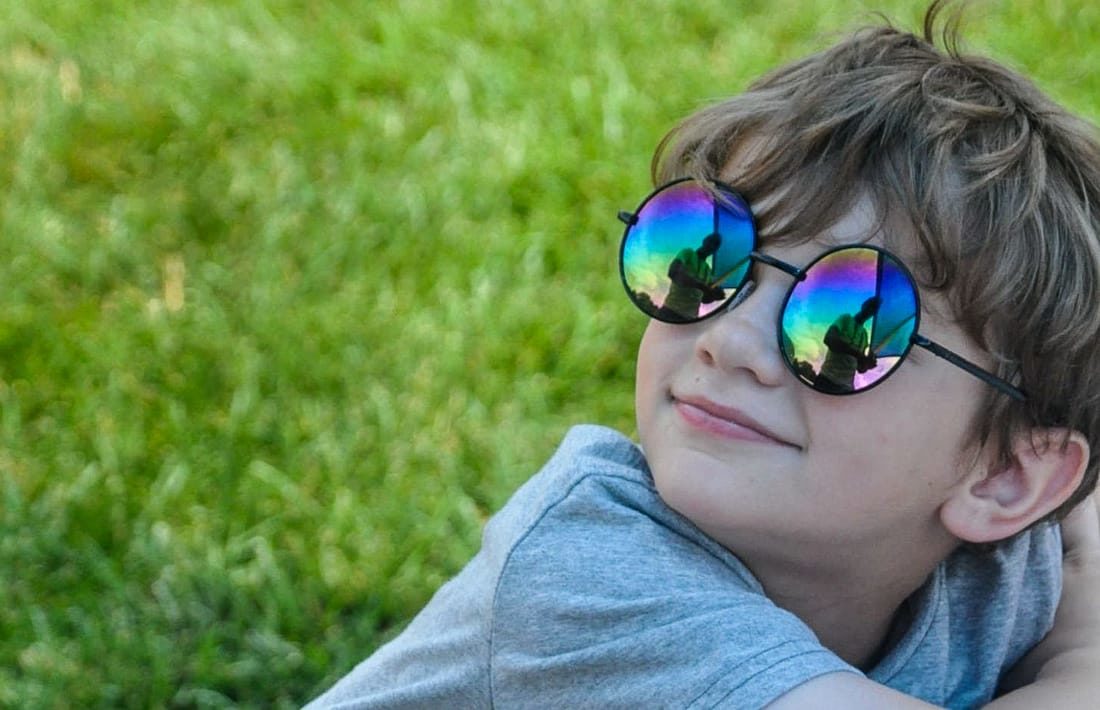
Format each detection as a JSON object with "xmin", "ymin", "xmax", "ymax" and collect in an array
[{"xmin": 911, "ymin": 335, "xmax": 1027, "ymax": 402}]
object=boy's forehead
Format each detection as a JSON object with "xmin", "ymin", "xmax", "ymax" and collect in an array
[
  {"xmin": 768, "ymin": 192, "xmax": 959, "ymax": 324},
  {"xmin": 763, "ymin": 190, "xmax": 884, "ymax": 247},
  {"xmin": 717, "ymin": 134, "xmax": 930, "ymax": 259},
  {"xmin": 718, "ymin": 139, "xmax": 871, "ymax": 245},
  {"xmin": 729, "ymin": 175, "xmax": 893, "ymax": 250}
]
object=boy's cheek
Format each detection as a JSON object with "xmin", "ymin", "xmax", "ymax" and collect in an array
[{"xmin": 634, "ymin": 326, "xmax": 679, "ymax": 415}]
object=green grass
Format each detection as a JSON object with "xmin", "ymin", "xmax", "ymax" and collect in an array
[{"xmin": 1, "ymin": 0, "xmax": 1098, "ymax": 706}]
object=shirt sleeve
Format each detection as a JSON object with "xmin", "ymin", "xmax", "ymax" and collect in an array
[{"xmin": 488, "ymin": 472, "xmax": 858, "ymax": 709}]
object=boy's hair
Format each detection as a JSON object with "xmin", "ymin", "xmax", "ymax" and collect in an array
[{"xmin": 652, "ymin": 0, "xmax": 1100, "ymax": 521}]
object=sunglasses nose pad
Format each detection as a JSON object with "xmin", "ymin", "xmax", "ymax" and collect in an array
[{"xmin": 724, "ymin": 279, "xmax": 756, "ymax": 313}]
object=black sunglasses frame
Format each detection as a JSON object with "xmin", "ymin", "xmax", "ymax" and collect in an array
[{"xmin": 618, "ymin": 178, "xmax": 1027, "ymax": 402}]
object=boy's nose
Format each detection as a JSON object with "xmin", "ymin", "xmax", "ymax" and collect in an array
[{"xmin": 694, "ymin": 279, "xmax": 788, "ymax": 387}]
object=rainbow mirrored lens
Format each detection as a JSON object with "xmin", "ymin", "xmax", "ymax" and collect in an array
[
  {"xmin": 620, "ymin": 180, "xmax": 756, "ymax": 322},
  {"xmin": 780, "ymin": 247, "xmax": 918, "ymax": 393}
]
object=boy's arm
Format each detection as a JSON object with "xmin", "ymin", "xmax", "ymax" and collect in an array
[
  {"xmin": 764, "ymin": 672, "xmax": 940, "ymax": 709},
  {"xmin": 984, "ymin": 493, "xmax": 1100, "ymax": 709},
  {"xmin": 766, "ymin": 495, "xmax": 1100, "ymax": 710}
]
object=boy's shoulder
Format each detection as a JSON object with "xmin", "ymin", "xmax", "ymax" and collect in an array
[
  {"xmin": 498, "ymin": 423, "xmax": 652, "ymax": 508},
  {"xmin": 485, "ymin": 424, "xmax": 759, "ymax": 591},
  {"xmin": 487, "ymin": 425, "xmax": 668, "ymax": 530},
  {"xmin": 489, "ymin": 423, "xmax": 756, "ymax": 582},
  {"xmin": 487, "ymin": 424, "xmax": 853, "ymax": 708}
]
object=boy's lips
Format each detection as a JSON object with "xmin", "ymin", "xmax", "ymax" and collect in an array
[{"xmin": 671, "ymin": 394, "xmax": 800, "ymax": 449}]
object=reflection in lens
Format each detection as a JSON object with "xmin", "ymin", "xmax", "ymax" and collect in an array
[
  {"xmin": 780, "ymin": 247, "xmax": 917, "ymax": 393},
  {"xmin": 620, "ymin": 181, "xmax": 756, "ymax": 322}
]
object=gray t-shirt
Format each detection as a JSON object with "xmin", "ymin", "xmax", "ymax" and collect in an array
[{"xmin": 308, "ymin": 425, "xmax": 1061, "ymax": 709}]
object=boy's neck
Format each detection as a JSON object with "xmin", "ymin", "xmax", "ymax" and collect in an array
[
  {"xmin": 766, "ymin": 580, "xmax": 912, "ymax": 669},
  {"xmin": 741, "ymin": 533, "xmax": 957, "ymax": 669}
]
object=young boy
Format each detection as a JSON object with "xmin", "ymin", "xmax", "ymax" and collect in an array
[{"xmin": 309, "ymin": 3, "xmax": 1100, "ymax": 707}]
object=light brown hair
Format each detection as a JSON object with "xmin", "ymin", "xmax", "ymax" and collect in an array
[{"xmin": 652, "ymin": 0, "xmax": 1100, "ymax": 521}]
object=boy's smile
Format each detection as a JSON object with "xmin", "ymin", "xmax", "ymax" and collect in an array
[{"xmin": 670, "ymin": 392, "xmax": 801, "ymax": 449}]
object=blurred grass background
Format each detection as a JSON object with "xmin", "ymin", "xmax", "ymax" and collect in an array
[{"xmin": 1, "ymin": 0, "xmax": 1097, "ymax": 706}]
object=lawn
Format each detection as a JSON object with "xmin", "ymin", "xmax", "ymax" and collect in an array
[{"xmin": 2, "ymin": 0, "xmax": 1098, "ymax": 706}]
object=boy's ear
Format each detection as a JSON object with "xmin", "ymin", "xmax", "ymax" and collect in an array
[{"xmin": 940, "ymin": 429, "xmax": 1089, "ymax": 543}]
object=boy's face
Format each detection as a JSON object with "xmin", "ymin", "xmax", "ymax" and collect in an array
[{"xmin": 635, "ymin": 201, "xmax": 991, "ymax": 564}]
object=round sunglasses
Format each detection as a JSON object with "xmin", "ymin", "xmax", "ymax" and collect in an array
[{"xmin": 617, "ymin": 178, "xmax": 1026, "ymax": 400}]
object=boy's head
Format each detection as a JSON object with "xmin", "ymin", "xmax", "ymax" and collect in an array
[{"xmin": 630, "ymin": 1, "xmax": 1100, "ymax": 558}]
